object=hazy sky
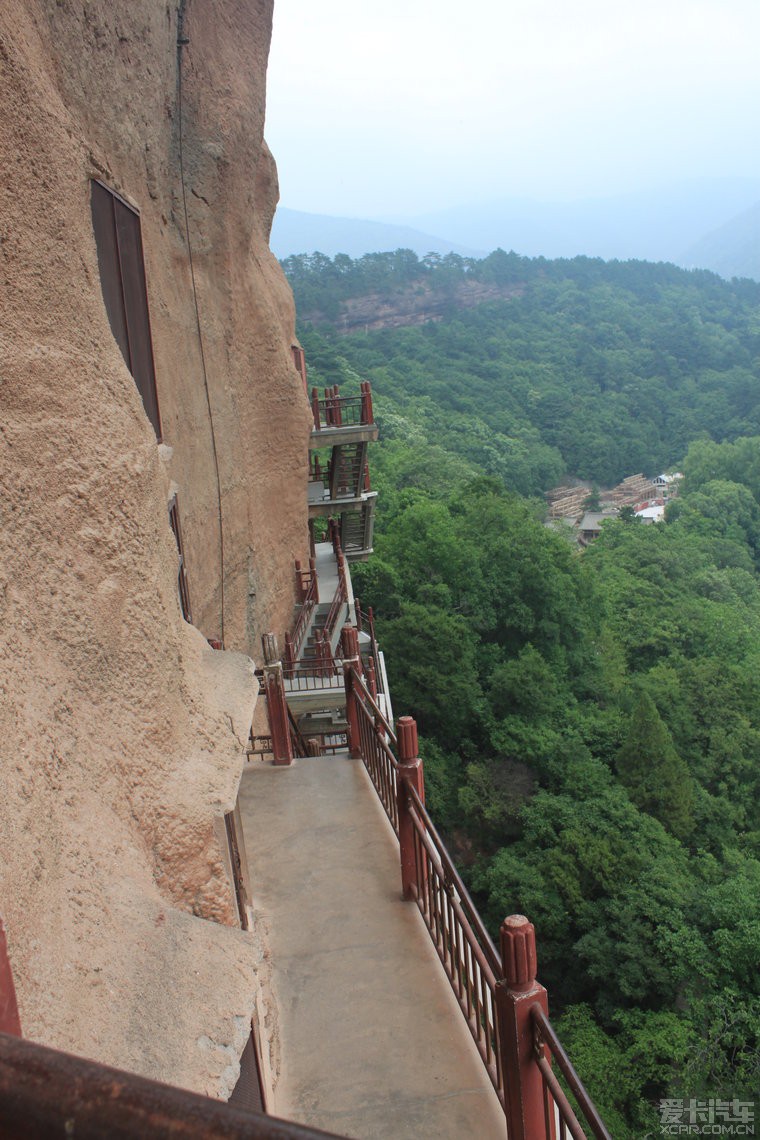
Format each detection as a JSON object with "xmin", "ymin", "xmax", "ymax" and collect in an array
[{"xmin": 265, "ymin": 0, "xmax": 760, "ymax": 219}]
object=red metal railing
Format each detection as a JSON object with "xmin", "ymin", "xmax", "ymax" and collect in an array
[
  {"xmin": 283, "ymin": 663, "xmax": 344, "ymax": 691},
  {"xmin": 361, "ymin": 603, "xmax": 382, "ymax": 679},
  {"xmin": 302, "ymin": 731, "xmax": 348, "ymax": 754},
  {"xmin": 286, "ymin": 561, "xmax": 317, "ymax": 674},
  {"xmin": 530, "ymin": 1007, "xmax": 612, "ymax": 1140},
  {"xmin": 308, "ymin": 454, "xmax": 329, "ymax": 485},
  {"xmin": 322, "ymin": 552, "xmax": 348, "ymax": 646},
  {"xmin": 285, "ymin": 547, "xmax": 350, "ymax": 680},
  {"xmin": 345, "ymin": 665, "xmax": 609, "ymax": 1139},
  {"xmin": 406, "ymin": 781, "xmax": 503, "ymax": 1105},
  {"xmin": 311, "ymin": 382, "xmax": 374, "ymax": 431},
  {"xmin": 348, "ymin": 667, "xmax": 399, "ymax": 835},
  {"xmin": 295, "ymin": 557, "xmax": 317, "ymax": 604},
  {"xmin": 0, "ymin": 1032, "xmax": 346, "ymax": 1140},
  {"xmin": 316, "ymin": 629, "xmax": 337, "ymax": 676},
  {"xmin": 287, "ymin": 705, "xmax": 311, "ymax": 759},
  {"xmin": 2, "ymin": 911, "xmax": 344, "ymax": 1136},
  {"xmin": 249, "ymin": 733, "xmax": 273, "ymax": 758}
]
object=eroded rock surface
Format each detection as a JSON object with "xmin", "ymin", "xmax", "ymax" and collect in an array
[{"xmin": 1, "ymin": 0, "xmax": 306, "ymax": 1096}]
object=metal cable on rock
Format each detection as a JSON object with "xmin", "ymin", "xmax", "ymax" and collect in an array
[{"xmin": 177, "ymin": 6, "xmax": 226, "ymax": 644}]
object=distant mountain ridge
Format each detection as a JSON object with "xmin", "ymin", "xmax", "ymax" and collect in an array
[
  {"xmin": 273, "ymin": 179, "xmax": 760, "ymax": 280},
  {"xmin": 270, "ymin": 207, "xmax": 483, "ymax": 260},
  {"xmin": 387, "ymin": 179, "xmax": 760, "ymax": 264},
  {"xmin": 680, "ymin": 200, "xmax": 760, "ymax": 280}
]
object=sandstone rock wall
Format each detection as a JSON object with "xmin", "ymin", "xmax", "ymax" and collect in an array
[{"xmin": 0, "ymin": 0, "xmax": 307, "ymax": 1097}]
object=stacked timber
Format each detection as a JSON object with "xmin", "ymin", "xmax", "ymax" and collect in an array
[{"xmin": 608, "ymin": 474, "xmax": 658, "ymax": 506}]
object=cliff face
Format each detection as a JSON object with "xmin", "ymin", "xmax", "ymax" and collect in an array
[
  {"xmin": 300, "ymin": 279, "xmax": 524, "ymax": 333},
  {"xmin": 0, "ymin": 0, "xmax": 307, "ymax": 1096}
]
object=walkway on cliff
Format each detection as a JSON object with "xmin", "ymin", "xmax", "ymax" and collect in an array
[{"xmin": 238, "ymin": 752, "xmax": 505, "ymax": 1140}]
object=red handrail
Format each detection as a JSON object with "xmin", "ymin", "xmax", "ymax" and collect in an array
[
  {"xmin": 322, "ymin": 554, "xmax": 348, "ymax": 646},
  {"xmin": 288, "ymin": 570, "xmax": 317, "ymax": 671},
  {"xmin": 310, "ymin": 383, "xmax": 375, "ymax": 431},
  {"xmin": 0, "ymin": 1032, "xmax": 346, "ymax": 1139}
]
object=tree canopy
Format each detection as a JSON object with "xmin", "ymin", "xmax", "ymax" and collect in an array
[{"xmin": 284, "ymin": 250, "xmax": 760, "ymax": 1135}]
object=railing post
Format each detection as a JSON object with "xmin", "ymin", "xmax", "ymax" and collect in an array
[
  {"xmin": 311, "ymin": 386, "xmax": 321, "ymax": 430},
  {"xmin": 360, "ymin": 379, "xmax": 374, "ymax": 425},
  {"xmin": 0, "ymin": 918, "xmax": 22, "ymax": 1037},
  {"xmin": 343, "ymin": 661, "xmax": 362, "ymax": 759},
  {"xmin": 340, "ymin": 623, "xmax": 362, "ymax": 676},
  {"xmin": 261, "ymin": 633, "xmax": 293, "ymax": 767},
  {"xmin": 283, "ymin": 631, "xmax": 295, "ymax": 676},
  {"xmin": 396, "ymin": 716, "xmax": 424, "ymax": 901},
  {"xmin": 495, "ymin": 915, "xmax": 552, "ymax": 1140},
  {"xmin": 337, "ymin": 548, "xmax": 347, "ymax": 597},
  {"xmin": 264, "ymin": 662, "xmax": 293, "ymax": 766},
  {"xmin": 366, "ymin": 656, "xmax": 377, "ymax": 700}
]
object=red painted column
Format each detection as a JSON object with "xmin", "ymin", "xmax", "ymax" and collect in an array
[
  {"xmin": 283, "ymin": 631, "xmax": 295, "ymax": 676},
  {"xmin": 342, "ymin": 624, "xmax": 362, "ymax": 758},
  {"xmin": 0, "ymin": 917, "xmax": 22, "ymax": 1037},
  {"xmin": 361, "ymin": 380, "xmax": 374, "ymax": 425},
  {"xmin": 341, "ymin": 624, "xmax": 361, "ymax": 671},
  {"xmin": 343, "ymin": 662, "xmax": 362, "ymax": 759},
  {"xmin": 366, "ymin": 657, "xmax": 377, "ymax": 700},
  {"xmin": 264, "ymin": 662, "xmax": 293, "ymax": 766},
  {"xmin": 495, "ymin": 915, "xmax": 552, "ymax": 1140},
  {"xmin": 396, "ymin": 716, "xmax": 425, "ymax": 900}
]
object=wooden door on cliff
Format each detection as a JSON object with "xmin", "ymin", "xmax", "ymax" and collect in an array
[{"xmin": 90, "ymin": 180, "xmax": 162, "ymax": 440}]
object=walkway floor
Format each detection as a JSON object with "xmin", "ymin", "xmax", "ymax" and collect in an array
[
  {"xmin": 313, "ymin": 541, "xmax": 345, "ymax": 605},
  {"xmin": 238, "ymin": 752, "xmax": 505, "ymax": 1140}
]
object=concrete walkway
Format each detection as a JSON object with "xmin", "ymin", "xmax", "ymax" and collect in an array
[
  {"xmin": 238, "ymin": 752, "xmax": 505, "ymax": 1140},
  {"xmin": 313, "ymin": 541, "xmax": 343, "ymax": 605}
]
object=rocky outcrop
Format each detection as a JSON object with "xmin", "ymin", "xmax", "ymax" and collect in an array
[
  {"xmin": 302, "ymin": 279, "xmax": 524, "ymax": 333},
  {"xmin": 1, "ymin": 0, "xmax": 307, "ymax": 1098}
]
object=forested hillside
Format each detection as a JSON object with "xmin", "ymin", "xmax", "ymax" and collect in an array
[
  {"xmin": 288, "ymin": 249, "xmax": 760, "ymax": 488},
  {"xmin": 285, "ymin": 252, "xmax": 760, "ymax": 1134}
]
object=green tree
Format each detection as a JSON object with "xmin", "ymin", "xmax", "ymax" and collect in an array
[{"xmin": 615, "ymin": 692, "xmax": 694, "ymax": 839}]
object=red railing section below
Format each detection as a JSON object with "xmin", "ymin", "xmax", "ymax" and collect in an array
[
  {"xmin": 346, "ymin": 664, "xmax": 610, "ymax": 1140},
  {"xmin": 311, "ymin": 382, "xmax": 374, "ymax": 431},
  {"xmin": 0, "ymin": 1031, "xmax": 346, "ymax": 1140}
]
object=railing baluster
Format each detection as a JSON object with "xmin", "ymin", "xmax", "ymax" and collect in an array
[
  {"xmin": 481, "ymin": 967, "xmax": 492, "ymax": 1065},
  {"xmin": 428, "ymin": 854, "xmax": 436, "ymax": 928},
  {"xmin": 453, "ymin": 900, "xmax": 464, "ymax": 1001}
]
